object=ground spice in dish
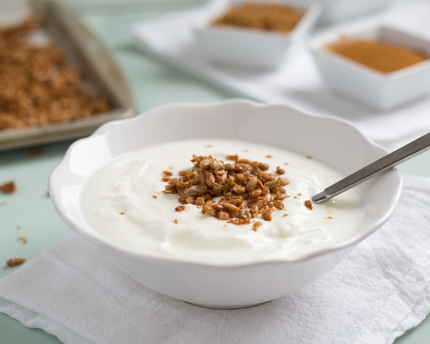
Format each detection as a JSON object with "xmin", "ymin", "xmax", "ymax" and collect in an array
[
  {"xmin": 327, "ymin": 38, "xmax": 428, "ymax": 73},
  {"xmin": 211, "ymin": 2, "xmax": 304, "ymax": 33}
]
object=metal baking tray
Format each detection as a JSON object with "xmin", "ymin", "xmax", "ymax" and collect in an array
[{"xmin": 0, "ymin": 0, "xmax": 138, "ymax": 151}]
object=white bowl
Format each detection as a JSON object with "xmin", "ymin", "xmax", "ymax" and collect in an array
[
  {"xmin": 49, "ymin": 100, "xmax": 402, "ymax": 308},
  {"xmin": 194, "ymin": 0, "xmax": 321, "ymax": 69},
  {"xmin": 317, "ymin": 0, "xmax": 391, "ymax": 23},
  {"xmin": 310, "ymin": 24, "xmax": 430, "ymax": 110}
]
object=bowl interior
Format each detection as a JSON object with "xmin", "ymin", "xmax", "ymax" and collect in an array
[{"xmin": 49, "ymin": 100, "xmax": 402, "ymax": 264}]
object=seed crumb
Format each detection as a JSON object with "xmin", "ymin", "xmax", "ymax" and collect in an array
[
  {"xmin": 283, "ymin": 213, "xmax": 288, "ymax": 217},
  {"xmin": 119, "ymin": 212, "xmax": 125, "ymax": 215},
  {"xmin": 327, "ymin": 216, "xmax": 333, "ymax": 219},
  {"xmin": 297, "ymin": 193, "xmax": 301, "ymax": 196},
  {"xmin": 168, "ymin": 166, "xmax": 173, "ymax": 170},
  {"xmin": 284, "ymin": 163, "xmax": 288, "ymax": 165},
  {"xmin": 306, "ymin": 155, "xmax": 312, "ymax": 159},
  {"xmin": 0, "ymin": 181, "xmax": 16, "ymax": 194},
  {"xmin": 175, "ymin": 205, "xmax": 185, "ymax": 212},
  {"xmin": 242, "ymin": 149, "xmax": 249, "ymax": 153},
  {"xmin": 6, "ymin": 258, "xmax": 25, "ymax": 267},
  {"xmin": 18, "ymin": 236, "xmax": 27, "ymax": 244},
  {"xmin": 173, "ymin": 219, "xmax": 178, "ymax": 224},
  {"xmin": 152, "ymin": 195, "xmax": 157, "ymax": 199},
  {"xmin": 28, "ymin": 147, "xmax": 44, "ymax": 157},
  {"xmin": 266, "ymin": 155, "xmax": 272, "ymax": 158},
  {"xmin": 252, "ymin": 221, "xmax": 262, "ymax": 231},
  {"xmin": 276, "ymin": 166, "xmax": 285, "ymax": 175},
  {"xmin": 16, "ymin": 225, "xmax": 21, "ymax": 229},
  {"xmin": 226, "ymin": 154, "xmax": 239, "ymax": 161},
  {"xmin": 304, "ymin": 200, "xmax": 313, "ymax": 210},
  {"xmin": 204, "ymin": 145, "xmax": 213, "ymax": 148}
]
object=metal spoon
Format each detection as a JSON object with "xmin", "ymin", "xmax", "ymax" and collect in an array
[{"xmin": 312, "ymin": 132, "xmax": 430, "ymax": 203}]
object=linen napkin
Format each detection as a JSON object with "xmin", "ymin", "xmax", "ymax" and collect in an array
[
  {"xmin": 132, "ymin": 0, "xmax": 430, "ymax": 150},
  {"xmin": 1, "ymin": 175, "xmax": 430, "ymax": 343}
]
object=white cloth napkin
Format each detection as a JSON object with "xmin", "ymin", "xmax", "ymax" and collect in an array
[
  {"xmin": 1, "ymin": 175, "xmax": 430, "ymax": 344},
  {"xmin": 133, "ymin": 0, "xmax": 430, "ymax": 150}
]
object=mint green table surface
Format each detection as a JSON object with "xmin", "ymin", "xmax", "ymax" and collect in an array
[{"xmin": 1, "ymin": 3, "xmax": 430, "ymax": 343}]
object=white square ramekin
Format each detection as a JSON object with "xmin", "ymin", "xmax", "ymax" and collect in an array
[
  {"xmin": 194, "ymin": 0, "xmax": 321, "ymax": 69},
  {"xmin": 310, "ymin": 25, "xmax": 430, "ymax": 110}
]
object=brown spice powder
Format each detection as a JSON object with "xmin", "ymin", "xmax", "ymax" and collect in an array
[
  {"xmin": 212, "ymin": 2, "xmax": 304, "ymax": 33},
  {"xmin": 327, "ymin": 38, "xmax": 428, "ymax": 73}
]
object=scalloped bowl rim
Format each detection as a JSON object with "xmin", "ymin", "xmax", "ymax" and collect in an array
[{"xmin": 49, "ymin": 99, "xmax": 403, "ymax": 269}]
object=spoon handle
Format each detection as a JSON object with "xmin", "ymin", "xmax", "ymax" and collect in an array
[{"xmin": 312, "ymin": 132, "xmax": 430, "ymax": 203}]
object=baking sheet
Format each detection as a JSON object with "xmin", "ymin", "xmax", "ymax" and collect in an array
[{"xmin": 0, "ymin": 0, "xmax": 138, "ymax": 151}]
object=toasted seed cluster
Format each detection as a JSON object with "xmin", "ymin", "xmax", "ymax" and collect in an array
[
  {"xmin": 304, "ymin": 200, "xmax": 313, "ymax": 210},
  {"xmin": 164, "ymin": 155, "xmax": 291, "ymax": 225},
  {"xmin": 0, "ymin": 180, "xmax": 16, "ymax": 194},
  {"xmin": 18, "ymin": 236, "xmax": 28, "ymax": 244},
  {"xmin": 0, "ymin": 19, "xmax": 111, "ymax": 130},
  {"xmin": 6, "ymin": 258, "xmax": 25, "ymax": 267}
]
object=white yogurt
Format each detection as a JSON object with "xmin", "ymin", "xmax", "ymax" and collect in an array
[{"xmin": 80, "ymin": 139, "xmax": 366, "ymax": 263}]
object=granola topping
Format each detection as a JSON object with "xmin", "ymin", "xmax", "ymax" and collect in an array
[{"xmin": 164, "ymin": 155, "xmax": 290, "ymax": 225}]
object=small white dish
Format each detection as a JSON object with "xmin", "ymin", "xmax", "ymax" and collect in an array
[
  {"xmin": 194, "ymin": 0, "xmax": 320, "ymax": 69},
  {"xmin": 49, "ymin": 99, "xmax": 402, "ymax": 309},
  {"xmin": 318, "ymin": 0, "xmax": 391, "ymax": 24},
  {"xmin": 310, "ymin": 24, "xmax": 430, "ymax": 110}
]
